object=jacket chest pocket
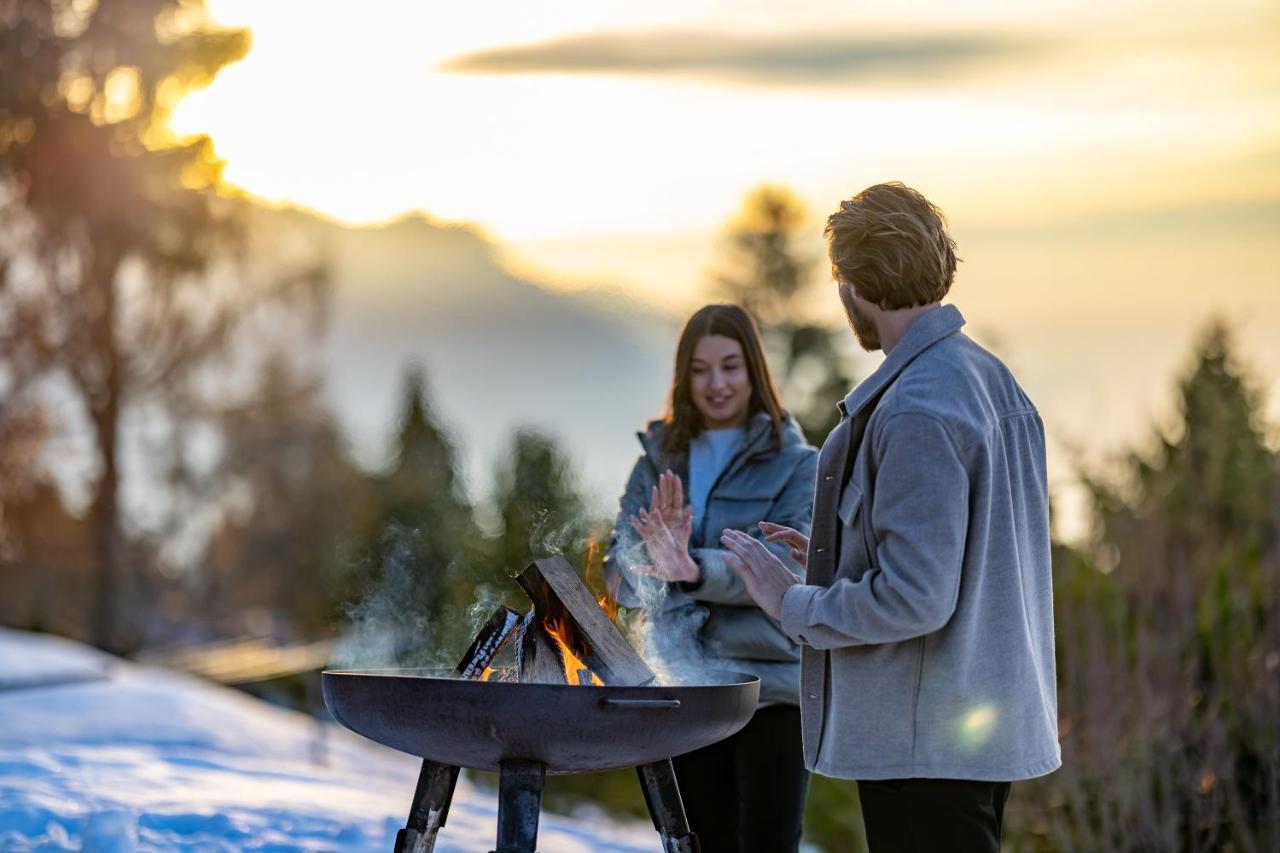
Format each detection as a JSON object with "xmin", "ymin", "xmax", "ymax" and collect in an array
[{"xmin": 836, "ymin": 480, "xmax": 874, "ymax": 580}]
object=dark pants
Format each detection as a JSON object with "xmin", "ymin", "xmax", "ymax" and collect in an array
[
  {"xmin": 672, "ymin": 704, "xmax": 809, "ymax": 853},
  {"xmin": 858, "ymin": 778, "xmax": 1011, "ymax": 853}
]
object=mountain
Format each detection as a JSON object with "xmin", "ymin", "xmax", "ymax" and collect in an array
[{"xmin": 254, "ymin": 206, "xmax": 680, "ymax": 513}]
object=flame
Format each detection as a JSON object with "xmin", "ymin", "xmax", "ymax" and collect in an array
[
  {"xmin": 582, "ymin": 534, "xmax": 621, "ymax": 623},
  {"xmin": 544, "ymin": 614, "xmax": 603, "ymax": 686},
  {"xmin": 481, "ymin": 666, "xmax": 495, "ymax": 681}
]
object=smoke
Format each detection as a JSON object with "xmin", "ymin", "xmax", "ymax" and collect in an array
[
  {"xmin": 464, "ymin": 582, "xmax": 505, "ymax": 638},
  {"xmin": 519, "ymin": 507, "xmax": 583, "ymax": 567},
  {"xmin": 330, "ymin": 521, "xmax": 453, "ymax": 671},
  {"xmin": 608, "ymin": 528, "xmax": 725, "ymax": 688},
  {"xmin": 329, "ymin": 508, "xmax": 734, "ymax": 689}
]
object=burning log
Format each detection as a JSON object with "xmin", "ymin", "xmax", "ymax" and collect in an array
[
  {"xmin": 516, "ymin": 556, "xmax": 655, "ymax": 687},
  {"xmin": 455, "ymin": 607, "xmax": 522, "ymax": 679},
  {"xmin": 514, "ymin": 612, "xmax": 569, "ymax": 685}
]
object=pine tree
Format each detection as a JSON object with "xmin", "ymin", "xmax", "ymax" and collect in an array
[
  {"xmin": 348, "ymin": 366, "xmax": 479, "ymax": 663},
  {"xmin": 492, "ymin": 428, "xmax": 586, "ymax": 577},
  {"xmin": 1019, "ymin": 321, "xmax": 1280, "ymax": 851},
  {"xmin": 715, "ymin": 185, "xmax": 857, "ymax": 445},
  {"xmin": 203, "ymin": 357, "xmax": 370, "ymax": 636}
]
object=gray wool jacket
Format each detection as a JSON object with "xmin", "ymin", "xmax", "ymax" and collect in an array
[
  {"xmin": 780, "ymin": 305, "xmax": 1061, "ymax": 781},
  {"xmin": 605, "ymin": 412, "xmax": 819, "ymax": 706}
]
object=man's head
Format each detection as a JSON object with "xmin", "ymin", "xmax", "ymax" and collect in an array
[{"xmin": 825, "ymin": 183, "xmax": 958, "ymax": 351}]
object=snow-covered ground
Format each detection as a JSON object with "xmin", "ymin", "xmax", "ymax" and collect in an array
[{"xmin": 0, "ymin": 628, "xmax": 656, "ymax": 852}]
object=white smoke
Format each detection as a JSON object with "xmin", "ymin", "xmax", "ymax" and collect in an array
[
  {"xmin": 329, "ymin": 522, "xmax": 447, "ymax": 671},
  {"xmin": 609, "ymin": 530, "xmax": 725, "ymax": 688}
]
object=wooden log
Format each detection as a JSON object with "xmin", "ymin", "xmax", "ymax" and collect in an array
[
  {"xmin": 453, "ymin": 606, "xmax": 521, "ymax": 679},
  {"xmin": 516, "ymin": 613, "xmax": 569, "ymax": 684},
  {"xmin": 516, "ymin": 556, "xmax": 655, "ymax": 686}
]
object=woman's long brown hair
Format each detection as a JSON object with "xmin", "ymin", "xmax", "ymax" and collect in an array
[{"xmin": 663, "ymin": 304, "xmax": 786, "ymax": 456}]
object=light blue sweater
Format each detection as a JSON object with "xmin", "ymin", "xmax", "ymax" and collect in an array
[{"xmin": 688, "ymin": 427, "xmax": 744, "ymax": 530}]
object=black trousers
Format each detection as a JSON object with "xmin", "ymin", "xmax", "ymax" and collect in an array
[
  {"xmin": 672, "ymin": 704, "xmax": 809, "ymax": 853},
  {"xmin": 858, "ymin": 778, "xmax": 1012, "ymax": 853}
]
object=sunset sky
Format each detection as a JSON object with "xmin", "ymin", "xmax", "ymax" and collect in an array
[{"xmin": 165, "ymin": 0, "xmax": 1280, "ymax": 539}]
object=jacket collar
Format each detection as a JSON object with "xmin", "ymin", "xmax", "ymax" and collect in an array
[
  {"xmin": 839, "ymin": 304, "xmax": 966, "ymax": 421},
  {"xmin": 637, "ymin": 410, "xmax": 798, "ymax": 467}
]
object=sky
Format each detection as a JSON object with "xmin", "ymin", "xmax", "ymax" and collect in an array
[
  {"xmin": 170, "ymin": 0, "xmax": 1279, "ymax": 248},
  {"xmin": 164, "ymin": 0, "xmax": 1280, "ymax": 540}
]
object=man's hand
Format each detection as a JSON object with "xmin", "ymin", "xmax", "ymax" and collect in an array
[
  {"xmin": 720, "ymin": 528, "xmax": 800, "ymax": 620},
  {"xmin": 759, "ymin": 521, "xmax": 809, "ymax": 570}
]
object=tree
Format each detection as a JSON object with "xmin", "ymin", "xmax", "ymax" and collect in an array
[
  {"xmin": 344, "ymin": 366, "xmax": 480, "ymax": 664},
  {"xmin": 201, "ymin": 356, "xmax": 371, "ymax": 637},
  {"xmin": 1008, "ymin": 321, "xmax": 1280, "ymax": 852},
  {"xmin": 0, "ymin": 2, "xmax": 323, "ymax": 650},
  {"xmin": 491, "ymin": 428, "xmax": 587, "ymax": 577},
  {"xmin": 0, "ymin": 397, "xmax": 46, "ymax": 559},
  {"xmin": 715, "ymin": 185, "xmax": 856, "ymax": 445}
]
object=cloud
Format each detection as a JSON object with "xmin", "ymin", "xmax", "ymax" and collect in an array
[{"xmin": 438, "ymin": 29, "xmax": 1031, "ymax": 86}]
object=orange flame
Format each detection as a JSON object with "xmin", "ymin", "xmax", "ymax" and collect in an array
[
  {"xmin": 544, "ymin": 614, "xmax": 603, "ymax": 686},
  {"xmin": 582, "ymin": 534, "xmax": 621, "ymax": 623}
]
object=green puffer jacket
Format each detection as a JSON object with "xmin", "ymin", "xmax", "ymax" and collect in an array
[{"xmin": 604, "ymin": 411, "xmax": 819, "ymax": 706}]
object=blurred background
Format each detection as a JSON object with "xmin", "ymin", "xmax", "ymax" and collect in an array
[{"xmin": 1, "ymin": 0, "xmax": 1277, "ymax": 850}]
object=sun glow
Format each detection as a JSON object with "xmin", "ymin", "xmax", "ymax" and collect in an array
[{"xmin": 167, "ymin": 1, "xmax": 1280, "ymax": 249}]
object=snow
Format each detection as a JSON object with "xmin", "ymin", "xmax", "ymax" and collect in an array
[{"xmin": 0, "ymin": 628, "xmax": 656, "ymax": 852}]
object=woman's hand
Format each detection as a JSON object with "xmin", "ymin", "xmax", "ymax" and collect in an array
[
  {"xmin": 653, "ymin": 469, "xmax": 692, "ymax": 549},
  {"xmin": 759, "ymin": 521, "xmax": 810, "ymax": 570},
  {"xmin": 629, "ymin": 470, "xmax": 699, "ymax": 584}
]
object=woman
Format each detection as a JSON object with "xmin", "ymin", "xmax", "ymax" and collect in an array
[{"xmin": 604, "ymin": 304, "xmax": 818, "ymax": 853}]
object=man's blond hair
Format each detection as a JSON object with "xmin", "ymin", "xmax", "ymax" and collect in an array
[{"xmin": 825, "ymin": 182, "xmax": 958, "ymax": 309}]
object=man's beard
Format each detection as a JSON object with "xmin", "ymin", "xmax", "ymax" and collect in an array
[{"xmin": 839, "ymin": 283, "xmax": 881, "ymax": 352}]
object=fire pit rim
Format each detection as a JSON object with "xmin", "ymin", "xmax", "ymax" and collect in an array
[
  {"xmin": 321, "ymin": 667, "xmax": 762, "ymax": 773},
  {"xmin": 321, "ymin": 666, "xmax": 762, "ymax": 689}
]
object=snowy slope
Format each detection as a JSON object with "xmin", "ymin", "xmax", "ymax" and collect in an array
[{"xmin": 0, "ymin": 628, "xmax": 655, "ymax": 852}]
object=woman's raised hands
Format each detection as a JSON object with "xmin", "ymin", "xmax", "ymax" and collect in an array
[{"xmin": 629, "ymin": 469, "xmax": 698, "ymax": 584}]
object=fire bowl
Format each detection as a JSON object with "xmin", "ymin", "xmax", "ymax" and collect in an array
[{"xmin": 322, "ymin": 668, "xmax": 761, "ymax": 774}]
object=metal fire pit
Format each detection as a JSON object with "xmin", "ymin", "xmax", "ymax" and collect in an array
[
  {"xmin": 323, "ymin": 667, "xmax": 759, "ymax": 773},
  {"xmin": 324, "ymin": 560, "xmax": 761, "ymax": 853}
]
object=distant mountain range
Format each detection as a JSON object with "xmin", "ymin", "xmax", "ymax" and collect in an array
[{"xmin": 254, "ymin": 205, "xmax": 681, "ymax": 514}]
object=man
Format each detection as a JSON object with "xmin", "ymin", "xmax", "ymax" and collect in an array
[{"xmin": 720, "ymin": 182, "xmax": 1060, "ymax": 852}]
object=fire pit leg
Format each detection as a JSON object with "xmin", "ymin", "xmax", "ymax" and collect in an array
[
  {"xmin": 395, "ymin": 760, "xmax": 460, "ymax": 853},
  {"xmin": 493, "ymin": 759, "xmax": 546, "ymax": 853},
  {"xmin": 636, "ymin": 760, "xmax": 701, "ymax": 853}
]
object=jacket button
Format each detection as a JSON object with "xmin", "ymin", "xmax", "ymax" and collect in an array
[
  {"xmin": 824, "ymin": 475, "xmax": 834, "ymax": 481},
  {"xmin": 815, "ymin": 547, "xmax": 825, "ymax": 554},
  {"xmin": 808, "ymin": 694, "xmax": 817, "ymax": 701}
]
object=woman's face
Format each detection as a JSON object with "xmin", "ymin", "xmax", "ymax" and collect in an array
[{"xmin": 690, "ymin": 334, "xmax": 753, "ymax": 430}]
